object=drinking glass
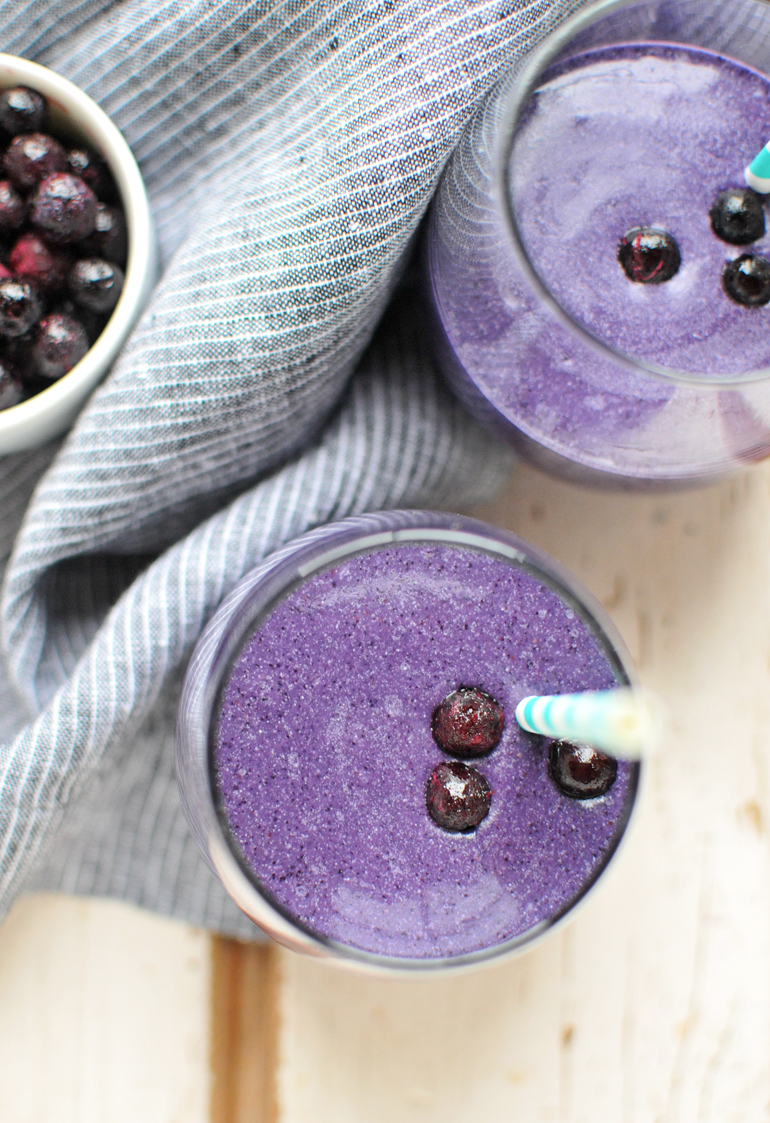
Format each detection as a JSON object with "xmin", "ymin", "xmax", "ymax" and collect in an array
[
  {"xmin": 425, "ymin": 0, "xmax": 770, "ymax": 487},
  {"xmin": 177, "ymin": 510, "xmax": 640, "ymax": 975}
]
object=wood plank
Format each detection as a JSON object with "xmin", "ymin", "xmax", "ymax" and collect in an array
[
  {"xmin": 0, "ymin": 893, "xmax": 211, "ymax": 1123},
  {"xmin": 210, "ymin": 938, "xmax": 280, "ymax": 1123}
]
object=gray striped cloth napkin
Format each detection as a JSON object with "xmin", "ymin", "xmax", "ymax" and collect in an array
[{"xmin": 0, "ymin": 0, "xmax": 582, "ymax": 937}]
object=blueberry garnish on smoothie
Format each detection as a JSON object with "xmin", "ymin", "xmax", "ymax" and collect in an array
[
  {"xmin": 710, "ymin": 187, "xmax": 765, "ymax": 245},
  {"xmin": 431, "ymin": 686, "xmax": 504, "ymax": 757},
  {"xmin": 425, "ymin": 760, "xmax": 492, "ymax": 831},
  {"xmin": 722, "ymin": 254, "xmax": 770, "ymax": 306},
  {"xmin": 548, "ymin": 740, "xmax": 617, "ymax": 800},
  {"xmin": 617, "ymin": 227, "xmax": 681, "ymax": 284}
]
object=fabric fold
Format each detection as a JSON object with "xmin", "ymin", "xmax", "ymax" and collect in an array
[
  {"xmin": 0, "ymin": 295, "xmax": 513, "ymax": 927},
  {"xmin": 3, "ymin": 0, "xmax": 581, "ymax": 588},
  {"xmin": 0, "ymin": 0, "xmax": 586, "ymax": 929}
]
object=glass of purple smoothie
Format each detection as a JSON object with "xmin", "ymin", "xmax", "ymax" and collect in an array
[
  {"xmin": 177, "ymin": 511, "xmax": 641, "ymax": 974},
  {"xmin": 425, "ymin": 0, "xmax": 770, "ymax": 488}
]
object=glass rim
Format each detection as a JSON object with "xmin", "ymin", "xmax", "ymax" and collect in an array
[
  {"xmin": 495, "ymin": 0, "xmax": 770, "ymax": 388},
  {"xmin": 177, "ymin": 510, "xmax": 642, "ymax": 975}
]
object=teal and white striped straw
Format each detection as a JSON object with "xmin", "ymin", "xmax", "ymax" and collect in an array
[
  {"xmin": 746, "ymin": 142, "xmax": 770, "ymax": 194},
  {"xmin": 514, "ymin": 687, "xmax": 664, "ymax": 760}
]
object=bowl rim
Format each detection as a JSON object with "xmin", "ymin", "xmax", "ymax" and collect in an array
[{"xmin": 0, "ymin": 53, "xmax": 155, "ymax": 452}]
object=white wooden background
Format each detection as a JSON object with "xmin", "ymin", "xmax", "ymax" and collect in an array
[{"xmin": 2, "ymin": 458, "xmax": 770, "ymax": 1123}]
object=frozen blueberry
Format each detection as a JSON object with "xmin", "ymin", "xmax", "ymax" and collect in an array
[
  {"xmin": 0, "ymin": 180, "xmax": 25, "ymax": 234},
  {"xmin": 31, "ymin": 173, "xmax": 97, "ymax": 244},
  {"xmin": 68, "ymin": 257, "xmax": 123, "ymax": 313},
  {"xmin": 0, "ymin": 87, "xmax": 47, "ymax": 136},
  {"xmin": 32, "ymin": 313, "xmax": 88, "ymax": 379},
  {"xmin": 426, "ymin": 761, "xmax": 492, "ymax": 831},
  {"xmin": 432, "ymin": 686, "xmax": 505, "ymax": 758},
  {"xmin": 10, "ymin": 232, "xmax": 71, "ymax": 291},
  {"xmin": 4, "ymin": 132, "xmax": 67, "ymax": 190},
  {"xmin": 548, "ymin": 740, "xmax": 617, "ymax": 800},
  {"xmin": 52, "ymin": 297, "xmax": 106, "ymax": 345},
  {"xmin": 80, "ymin": 203, "xmax": 127, "ymax": 267},
  {"xmin": 0, "ymin": 106, "xmax": 123, "ymax": 398},
  {"xmin": 618, "ymin": 227, "xmax": 681, "ymax": 284},
  {"xmin": 67, "ymin": 148, "xmax": 115, "ymax": 200},
  {"xmin": 0, "ymin": 277, "xmax": 42, "ymax": 337},
  {"xmin": 722, "ymin": 254, "xmax": 770, "ymax": 307},
  {"xmin": 0, "ymin": 359, "xmax": 22, "ymax": 409},
  {"xmin": 710, "ymin": 188, "xmax": 765, "ymax": 245}
]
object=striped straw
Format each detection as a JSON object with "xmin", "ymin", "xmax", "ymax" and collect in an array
[
  {"xmin": 514, "ymin": 687, "xmax": 664, "ymax": 760},
  {"xmin": 745, "ymin": 142, "xmax": 770, "ymax": 194}
]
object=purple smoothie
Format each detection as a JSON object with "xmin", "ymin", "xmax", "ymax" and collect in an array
[
  {"xmin": 213, "ymin": 540, "xmax": 637, "ymax": 960},
  {"xmin": 512, "ymin": 45, "xmax": 770, "ymax": 376},
  {"xmin": 426, "ymin": 36, "xmax": 770, "ymax": 484}
]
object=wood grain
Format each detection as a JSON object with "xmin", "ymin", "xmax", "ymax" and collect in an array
[
  {"xmin": 0, "ymin": 894, "xmax": 211, "ymax": 1123},
  {"xmin": 211, "ymin": 938, "xmax": 280, "ymax": 1123}
]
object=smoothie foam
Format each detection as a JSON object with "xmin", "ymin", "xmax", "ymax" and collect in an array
[{"xmin": 214, "ymin": 542, "xmax": 637, "ymax": 960}]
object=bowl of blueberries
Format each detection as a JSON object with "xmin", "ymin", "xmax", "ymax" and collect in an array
[{"xmin": 0, "ymin": 54, "xmax": 155, "ymax": 454}]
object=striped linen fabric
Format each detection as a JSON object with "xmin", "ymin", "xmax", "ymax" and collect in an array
[
  {"xmin": 0, "ymin": 0, "xmax": 582, "ymax": 933},
  {"xmin": 4, "ymin": 298, "xmax": 514, "ymax": 936}
]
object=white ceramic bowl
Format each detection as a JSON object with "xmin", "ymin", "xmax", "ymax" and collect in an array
[{"xmin": 0, "ymin": 54, "xmax": 156, "ymax": 454}]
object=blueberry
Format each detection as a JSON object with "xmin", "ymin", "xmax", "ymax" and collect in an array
[
  {"xmin": 32, "ymin": 313, "xmax": 88, "ymax": 379},
  {"xmin": 710, "ymin": 188, "xmax": 765, "ymax": 245},
  {"xmin": 722, "ymin": 254, "xmax": 770, "ymax": 307},
  {"xmin": 0, "ymin": 277, "xmax": 42, "ymax": 337},
  {"xmin": 425, "ymin": 761, "xmax": 492, "ymax": 831},
  {"xmin": 432, "ymin": 686, "xmax": 505, "ymax": 758},
  {"xmin": 80, "ymin": 203, "xmax": 127, "ymax": 267},
  {"xmin": 0, "ymin": 109, "xmax": 123, "ymax": 398},
  {"xmin": 10, "ymin": 232, "xmax": 71, "ymax": 292},
  {"xmin": 53, "ymin": 298, "xmax": 107, "ymax": 345},
  {"xmin": 548, "ymin": 740, "xmax": 617, "ymax": 800},
  {"xmin": 67, "ymin": 148, "xmax": 115, "ymax": 201},
  {"xmin": 0, "ymin": 359, "xmax": 22, "ymax": 409},
  {"xmin": 0, "ymin": 181, "xmax": 25, "ymax": 234},
  {"xmin": 618, "ymin": 227, "xmax": 681, "ymax": 284},
  {"xmin": 4, "ymin": 132, "xmax": 67, "ymax": 190},
  {"xmin": 68, "ymin": 257, "xmax": 124, "ymax": 313},
  {"xmin": 31, "ymin": 173, "xmax": 97, "ymax": 244},
  {"xmin": 0, "ymin": 87, "xmax": 47, "ymax": 136}
]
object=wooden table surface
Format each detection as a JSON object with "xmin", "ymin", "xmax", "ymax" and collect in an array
[{"xmin": 2, "ymin": 458, "xmax": 770, "ymax": 1123}]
